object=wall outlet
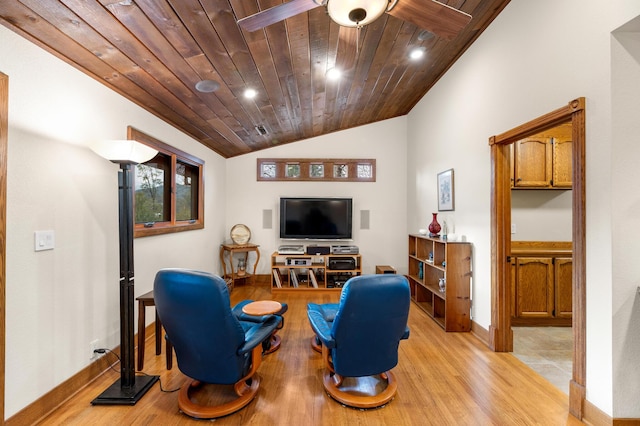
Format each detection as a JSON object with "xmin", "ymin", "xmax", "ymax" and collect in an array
[{"xmin": 89, "ymin": 339, "xmax": 100, "ymax": 360}]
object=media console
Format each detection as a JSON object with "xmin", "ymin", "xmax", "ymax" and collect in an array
[
  {"xmin": 271, "ymin": 252, "xmax": 361, "ymax": 292},
  {"xmin": 278, "ymin": 244, "xmax": 359, "ymax": 255}
]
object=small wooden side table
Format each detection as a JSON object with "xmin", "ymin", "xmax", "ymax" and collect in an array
[
  {"xmin": 220, "ymin": 243, "xmax": 260, "ymax": 287},
  {"xmin": 242, "ymin": 300, "xmax": 283, "ymax": 354},
  {"xmin": 376, "ymin": 265, "xmax": 397, "ymax": 274},
  {"xmin": 136, "ymin": 290, "xmax": 162, "ymax": 371}
]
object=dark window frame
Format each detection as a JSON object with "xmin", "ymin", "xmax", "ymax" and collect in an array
[{"xmin": 128, "ymin": 126, "xmax": 204, "ymax": 238}]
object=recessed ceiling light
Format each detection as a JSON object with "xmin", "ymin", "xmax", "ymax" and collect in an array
[
  {"xmin": 244, "ymin": 88, "xmax": 257, "ymax": 99},
  {"xmin": 326, "ymin": 67, "xmax": 342, "ymax": 81},
  {"xmin": 418, "ymin": 30, "xmax": 433, "ymax": 41},
  {"xmin": 195, "ymin": 79, "xmax": 220, "ymax": 93},
  {"xmin": 409, "ymin": 47, "xmax": 426, "ymax": 60}
]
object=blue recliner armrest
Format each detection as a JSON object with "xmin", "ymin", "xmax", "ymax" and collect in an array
[
  {"xmin": 238, "ymin": 316, "xmax": 282, "ymax": 355},
  {"xmin": 307, "ymin": 307, "xmax": 335, "ymax": 349}
]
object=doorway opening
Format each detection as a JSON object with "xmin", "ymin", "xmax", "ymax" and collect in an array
[
  {"xmin": 509, "ymin": 122, "xmax": 574, "ymax": 394},
  {"xmin": 489, "ymin": 98, "xmax": 586, "ymax": 418}
]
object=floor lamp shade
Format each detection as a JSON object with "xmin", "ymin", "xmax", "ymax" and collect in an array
[
  {"xmin": 90, "ymin": 140, "xmax": 158, "ymax": 164},
  {"xmin": 91, "ymin": 140, "xmax": 159, "ymax": 405}
]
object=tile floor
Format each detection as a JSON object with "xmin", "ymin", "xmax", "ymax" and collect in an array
[{"xmin": 512, "ymin": 326, "xmax": 573, "ymax": 394}]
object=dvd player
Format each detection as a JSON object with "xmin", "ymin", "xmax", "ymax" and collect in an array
[
  {"xmin": 331, "ymin": 245, "xmax": 359, "ymax": 254},
  {"xmin": 278, "ymin": 245, "xmax": 305, "ymax": 255}
]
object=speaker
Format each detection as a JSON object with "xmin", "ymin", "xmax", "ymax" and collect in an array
[
  {"xmin": 262, "ymin": 209, "xmax": 272, "ymax": 229},
  {"xmin": 360, "ymin": 209, "xmax": 370, "ymax": 230},
  {"xmin": 306, "ymin": 245, "xmax": 330, "ymax": 255}
]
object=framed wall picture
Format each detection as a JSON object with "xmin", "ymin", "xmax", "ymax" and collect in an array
[{"xmin": 437, "ymin": 169, "xmax": 455, "ymax": 211}]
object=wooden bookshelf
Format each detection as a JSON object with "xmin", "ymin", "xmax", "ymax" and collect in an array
[{"xmin": 407, "ymin": 234, "xmax": 472, "ymax": 332}]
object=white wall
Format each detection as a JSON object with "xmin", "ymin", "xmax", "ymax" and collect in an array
[
  {"xmin": 406, "ymin": 0, "xmax": 640, "ymax": 417},
  {"xmin": 511, "ymin": 190, "xmax": 572, "ymax": 241},
  {"xmin": 611, "ymin": 17, "xmax": 640, "ymax": 417},
  {"xmin": 1, "ymin": 25, "xmax": 226, "ymax": 418},
  {"xmin": 225, "ymin": 117, "xmax": 408, "ymax": 277}
]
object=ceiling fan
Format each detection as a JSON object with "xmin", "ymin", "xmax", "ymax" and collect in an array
[{"xmin": 237, "ymin": 0, "xmax": 472, "ymax": 41}]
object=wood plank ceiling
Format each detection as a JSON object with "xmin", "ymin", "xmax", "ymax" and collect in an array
[{"xmin": 0, "ymin": 0, "xmax": 510, "ymax": 158}]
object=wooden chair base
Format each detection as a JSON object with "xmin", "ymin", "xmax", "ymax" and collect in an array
[
  {"xmin": 177, "ymin": 345, "xmax": 264, "ymax": 419},
  {"xmin": 310, "ymin": 335, "xmax": 322, "ymax": 353},
  {"xmin": 263, "ymin": 334, "xmax": 282, "ymax": 354},
  {"xmin": 322, "ymin": 370, "xmax": 398, "ymax": 409},
  {"xmin": 177, "ymin": 377, "xmax": 260, "ymax": 419}
]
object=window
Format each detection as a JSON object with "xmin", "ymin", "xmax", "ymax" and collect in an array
[
  {"xmin": 128, "ymin": 127, "xmax": 204, "ymax": 237},
  {"xmin": 357, "ymin": 163, "xmax": 373, "ymax": 179},
  {"xmin": 285, "ymin": 162, "xmax": 301, "ymax": 178},
  {"xmin": 333, "ymin": 163, "xmax": 348, "ymax": 178},
  {"xmin": 257, "ymin": 158, "xmax": 375, "ymax": 182},
  {"xmin": 260, "ymin": 162, "xmax": 276, "ymax": 178},
  {"xmin": 310, "ymin": 163, "xmax": 324, "ymax": 178}
]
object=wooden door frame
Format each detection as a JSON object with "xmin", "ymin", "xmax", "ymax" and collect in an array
[
  {"xmin": 1, "ymin": 72, "xmax": 8, "ymax": 424},
  {"xmin": 489, "ymin": 98, "xmax": 586, "ymax": 419}
]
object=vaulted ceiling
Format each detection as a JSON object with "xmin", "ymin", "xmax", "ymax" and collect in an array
[{"xmin": 0, "ymin": 0, "xmax": 510, "ymax": 158}]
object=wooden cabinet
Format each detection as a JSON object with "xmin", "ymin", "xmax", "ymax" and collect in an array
[
  {"xmin": 511, "ymin": 124, "xmax": 573, "ymax": 189},
  {"xmin": 552, "ymin": 136, "xmax": 573, "ymax": 188},
  {"xmin": 407, "ymin": 235, "xmax": 472, "ymax": 332},
  {"xmin": 554, "ymin": 257, "xmax": 573, "ymax": 318},
  {"xmin": 270, "ymin": 253, "xmax": 361, "ymax": 292},
  {"xmin": 510, "ymin": 241, "xmax": 572, "ymax": 326},
  {"xmin": 513, "ymin": 137, "xmax": 553, "ymax": 187},
  {"xmin": 513, "ymin": 257, "xmax": 554, "ymax": 318}
]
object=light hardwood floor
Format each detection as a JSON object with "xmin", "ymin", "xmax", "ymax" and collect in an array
[{"xmin": 36, "ymin": 283, "xmax": 584, "ymax": 425}]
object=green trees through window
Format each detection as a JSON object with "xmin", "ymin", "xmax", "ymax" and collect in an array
[{"xmin": 135, "ymin": 162, "xmax": 168, "ymax": 223}]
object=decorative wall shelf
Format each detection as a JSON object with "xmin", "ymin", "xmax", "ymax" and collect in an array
[{"xmin": 257, "ymin": 158, "xmax": 376, "ymax": 182}]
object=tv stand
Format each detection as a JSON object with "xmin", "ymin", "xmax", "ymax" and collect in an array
[{"xmin": 270, "ymin": 252, "xmax": 361, "ymax": 292}]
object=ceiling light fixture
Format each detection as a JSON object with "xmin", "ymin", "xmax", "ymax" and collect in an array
[
  {"xmin": 418, "ymin": 30, "xmax": 434, "ymax": 41},
  {"xmin": 244, "ymin": 88, "xmax": 257, "ymax": 99},
  {"xmin": 409, "ymin": 47, "xmax": 426, "ymax": 60},
  {"xmin": 326, "ymin": 67, "xmax": 342, "ymax": 81},
  {"xmin": 195, "ymin": 79, "xmax": 220, "ymax": 93},
  {"xmin": 326, "ymin": 0, "xmax": 391, "ymax": 27}
]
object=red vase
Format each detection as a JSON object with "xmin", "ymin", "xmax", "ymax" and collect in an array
[{"xmin": 428, "ymin": 213, "xmax": 441, "ymax": 237}]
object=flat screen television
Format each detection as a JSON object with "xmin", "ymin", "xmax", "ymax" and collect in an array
[{"xmin": 279, "ymin": 197, "xmax": 353, "ymax": 240}]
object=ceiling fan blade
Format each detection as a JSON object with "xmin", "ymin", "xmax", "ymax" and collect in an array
[
  {"xmin": 387, "ymin": 0, "xmax": 472, "ymax": 41},
  {"xmin": 237, "ymin": 0, "xmax": 322, "ymax": 32},
  {"xmin": 336, "ymin": 26, "xmax": 359, "ymax": 72}
]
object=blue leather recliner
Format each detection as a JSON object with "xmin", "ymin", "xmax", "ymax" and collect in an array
[
  {"xmin": 154, "ymin": 268, "xmax": 282, "ymax": 419},
  {"xmin": 307, "ymin": 274, "xmax": 410, "ymax": 408}
]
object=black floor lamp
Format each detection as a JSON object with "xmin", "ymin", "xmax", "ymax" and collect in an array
[{"xmin": 90, "ymin": 140, "xmax": 159, "ymax": 405}]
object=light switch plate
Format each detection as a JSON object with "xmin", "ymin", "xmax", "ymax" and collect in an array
[{"xmin": 34, "ymin": 230, "xmax": 55, "ymax": 251}]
